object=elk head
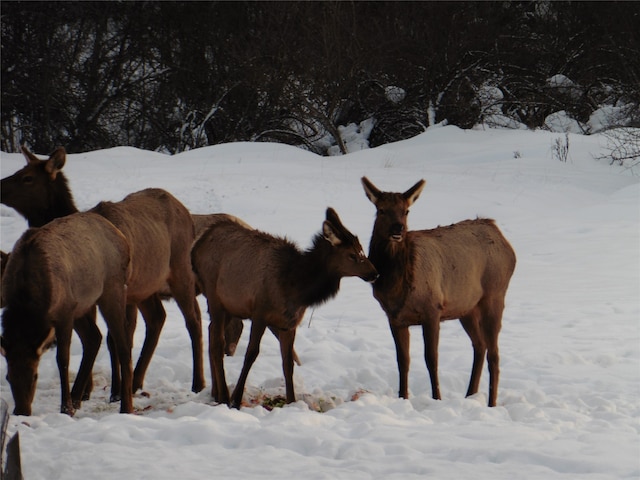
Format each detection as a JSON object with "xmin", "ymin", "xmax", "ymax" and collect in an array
[
  {"xmin": 322, "ymin": 208, "xmax": 378, "ymax": 283},
  {"xmin": 1, "ymin": 146, "xmax": 73, "ymax": 227},
  {"xmin": 361, "ymin": 177, "xmax": 425, "ymax": 243},
  {"xmin": 1, "ymin": 327, "xmax": 56, "ymax": 416}
]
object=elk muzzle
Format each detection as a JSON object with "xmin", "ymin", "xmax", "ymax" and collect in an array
[{"xmin": 389, "ymin": 223, "xmax": 405, "ymax": 242}]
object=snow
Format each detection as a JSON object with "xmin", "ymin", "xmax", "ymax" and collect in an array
[{"xmin": 1, "ymin": 126, "xmax": 639, "ymax": 479}]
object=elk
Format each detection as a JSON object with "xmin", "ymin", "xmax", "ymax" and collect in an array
[
  {"xmin": 88, "ymin": 188, "xmax": 205, "ymax": 399},
  {"xmin": 1, "ymin": 213, "xmax": 133, "ymax": 415},
  {"xmin": 192, "ymin": 208, "xmax": 378, "ymax": 408},
  {"xmin": 361, "ymin": 177, "xmax": 516, "ymax": 407}
]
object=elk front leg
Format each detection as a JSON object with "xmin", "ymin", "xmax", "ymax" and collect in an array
[
  {"xmin": 422, "ymin": 319, "xmax": 441, "ymax": 401},
  {"xmin": 460, "ymin": 310, "xmax": 486, "ymax": 400},
  {"xmin": 230, "ymin": 320, "xmax": 267, "ymax": 409},
  {"xmin": 390, "ymin": 324, "xmax": 411, "ymax": 399},
  {"xmin": 279, "ymin": 328, "xmax": 297, "ymax": 404}
]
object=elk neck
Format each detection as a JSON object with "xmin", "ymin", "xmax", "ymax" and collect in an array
[
  {"xmin": 368, "ymin": 229, "xmax": 414, "ymax": 316},
  {"xmin": 282, "ymin": 233, "xmax": 342, "ymax": 308}
]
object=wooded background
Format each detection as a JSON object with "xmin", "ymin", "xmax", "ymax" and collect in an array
[{"xmin": 2, "ymin": 1, "xmax": 638, "ymax": 154}]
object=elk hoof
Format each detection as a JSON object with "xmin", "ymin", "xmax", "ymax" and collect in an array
[
  {"xmin": 191, "ymin": 381, "xmax": 205, "ymax": 394},
  {"xmin": 110, "ymin": 393, "xmax": 121, "ymax": 403},
  {"xmin": 61, "ymin": 405, "xmax": 76, "ymax": 417},
  {"xmin": 225, "ymin": 342, "xmax": 238, "ymax": 356}
]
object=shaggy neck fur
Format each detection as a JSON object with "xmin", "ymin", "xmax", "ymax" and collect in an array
[
  {"xmin": 368, "ymin": 226, "xmax": 414, "ymax": 317},
  {"xmin": 281, "ymin": 233, "xmax": 342, "ymax": 309}
]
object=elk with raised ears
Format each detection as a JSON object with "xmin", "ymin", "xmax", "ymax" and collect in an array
[
  {"xmin": 191, "ymin": 208, "xmax": 378, "ymax": 408},
  {"xmin": 361, "ymin": 177, "xmax": 516, "ymax": 407}
]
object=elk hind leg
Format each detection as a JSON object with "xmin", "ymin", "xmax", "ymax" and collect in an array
[
  {"xmin": 133, "ymin": 294, "xmax": 166, "ymax": 392},
  {"xmin": 71, "ymin": 309, "xmax": 102, "ymax": 408},
  {"xmin": 99, "ymin": 294, "xmax": 134, "ymax": 414},
  {"xmin": 168, "ymin": 276, "xmax": 205, "ymax": 393},
  {"xmin": 55, "ymin": 323, "xmax": 75, "ymax": 416},
  {"xmin": 482, "ymin": 298, "xmax": 504, "ymax": 407},
  {"xmin": 460, "ymin": 308, "xmax": 487, "ymax": 400},
  {"xmin": 106, "ymin": 304, "xmax": 137, "ymax": 402},
  {"xmin": 421, "ymin": 319, "xmax": 441, "ymax": 401}
]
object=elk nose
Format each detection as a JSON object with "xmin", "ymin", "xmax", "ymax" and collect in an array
[
  {"xmin": 362, "ymin": 269, "xmax": 379, "ymax": 283},
  {"xmin": 390, "ymin": 223, "xmax": 404, "ymax": 241}
]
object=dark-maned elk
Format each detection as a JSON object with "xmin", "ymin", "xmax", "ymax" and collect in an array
[
  {"xmin": 1, "ymin": 213, "xmax": 132, "ymax": 415},
  {"xmin": 192, "ymin": 208, "xmax": 379, "ymax": 408},
  {"xmin": 189, "ymin": 214, "xmax": 301, "ymax": 364},
  {"xmin": 361, "ymin": 177, "xmax": 516, "ymax": 407}
]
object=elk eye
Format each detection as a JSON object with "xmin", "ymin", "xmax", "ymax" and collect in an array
[
  {"xmin": 349, "ymin": 253, "xmax": 363, "ymax": 263},
  {"xmin": 22, "ymin": 175, "xmax": 34, "ymax": 184},
  {"xmin": 405, "ymin": 210, "xmax": 410, "ymax": 216}
]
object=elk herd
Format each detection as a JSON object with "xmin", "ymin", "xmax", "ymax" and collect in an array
[{"xmin": 0, "ymin": 146, "xmax": 516, "ymax": 417}]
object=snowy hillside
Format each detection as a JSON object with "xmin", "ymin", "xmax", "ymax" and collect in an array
[{"xmin": 1, "ymin": 126, "xmax": 638, "ymax": 479}]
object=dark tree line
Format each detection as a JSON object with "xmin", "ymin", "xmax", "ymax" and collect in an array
[{"xmin": 2, "ymin": 1, "xmax": 639, "ymax": 155}]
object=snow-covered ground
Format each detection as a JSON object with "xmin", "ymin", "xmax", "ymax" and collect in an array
[{"xmin": 1, "ymin": 126, "xmax": 638, "ymax": 479}]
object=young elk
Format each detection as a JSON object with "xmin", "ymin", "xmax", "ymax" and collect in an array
[
  {"xmin": 361, "ymin": 177, "xmax": 516, "ymax": 407},
  {"xmin": 192, "ymin": 208, "xmax": 378, "ymax": 408},
  {"xmin": 1, "ymin": 213, "xmax": 132, "ymax": 415}
]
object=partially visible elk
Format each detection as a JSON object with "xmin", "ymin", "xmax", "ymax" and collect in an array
[
  {"xmin": 1, "ymin": 213, "xmax": 132, "ymax": 415},
  {"xmin": 192, "ymin": 208, "xmax": 378, "ymax": 408},
  {"xmin": 361, "ymin": 177, "xmax": 516, "ymax": 407},
  {"xmin": 88, "ymin": 188, "xmax": 205, "ymax": 399}
]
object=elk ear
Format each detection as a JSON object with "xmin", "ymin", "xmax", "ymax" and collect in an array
[
  {"xmin": 361, "ymin": 177, "xmax": 381, "ymax": 205},
  {"xmin": 0, "ymin": 336, "xmax": 6, "ymax": 357},
  {"xmin": 45, "ymin": 147, "xmax": 67, "ymax": 180},
  {"xmin": 36, "ymin": 328, "xmax": 56, "ymax": 356},
  {"xmin": 404, "ymin": 179, "xmax": 426, "ymax": 206},
  {"xmin": 322, "ymin": 220, "xmax": 342, "ymax": 246},
  {"xmin": 21, "ymin": 145, "xmax": 41, "ymax": 166},
  {"xmin": 325, "ymin": 207, "xmax": 345, "ymax": 229}
]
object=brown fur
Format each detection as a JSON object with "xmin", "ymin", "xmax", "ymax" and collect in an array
[
  {"xmin": 0, "ymin": 147, "xmax": 254, "ymax": 379},
  {"xmin": 1, "ymin": 213, "xmax": 132, "ymax": 415},
  {"xmin": 192, "ymin": 208, "xmax": 378, "ymax": 408},
  {"xmin": 89, "ymin": 188, "xmax": 205, "ymax": 398},
  {"xmin": 1, "ymin": 147, "xmax": 205, "ymax": 401},
  {"xmin": 0, "ymin": 251, "xmax": 9, "ymax": 307},
  {"xmin": 188, "ymin": 214, "xmax": 300, "ymax": 363},
  {"xmin": 362, "ymin": 177, "xmax": 516, "ymax": 407}
]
